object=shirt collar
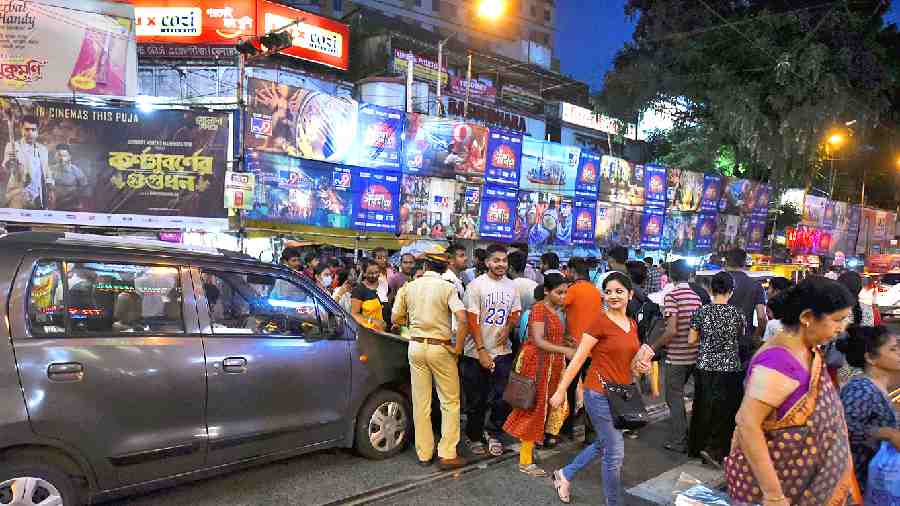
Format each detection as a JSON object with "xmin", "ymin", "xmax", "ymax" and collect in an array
[
  {"xmin": 423, "ymin": 271, "xmax": 442, "ymax": 279},
  {"xmin": 676, "ymin": 282, "xmax": 692, "ymax": 289}
]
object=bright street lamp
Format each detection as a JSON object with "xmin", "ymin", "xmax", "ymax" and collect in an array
[
  {"xmin": 477, "ymin": 0, "xmax": 505, "ymax": 20},
  {"xmin": 827, "ymin": 133, "xmax": 844, "ymax": 146}
]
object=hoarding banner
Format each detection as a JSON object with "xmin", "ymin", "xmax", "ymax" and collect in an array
[
  {"xmin": 715, "ymin": 214, "xmax": 742, "ymax": 251},
  {"xmin": 0, "ymin": 1, "xmax": 136, "ymax": 96},
  {"xmin": 640, "ymin": 206, "xmax": 665, "ymax": 250},
  {"xmin": 399, "ymin": 175, "xmax": 455, "ymax": 239},
  {"xmin": 354, "ymin": 103, "xmax": 403, "ymax": 171},
  {"xmin": 0, "ymin": 100, "xmax": 228, "ymax": 228},
  {"xmin": 699, "ymin": 174, "xmax": 723, "ymax": 213},
  {"xmin": 134, "ymin": 0, "xmax": 255, "ymax": 48},
  {"xmin": 788, "ymin": 225, "xmax": 831, "ymax": 255},
  {"xmin": 595, "ymin": 203, "xmax": 641, "ymax": 248},
  {"xmin": 572, "ymin": 197, "xmax": 597, "ymax": 246},
  {"xmin": 448, "ymin": 76, "xmax": 497, "ymax": 104},
  {"xmin": 598, "ymin": 155, "xmax": 644, "ymax": 205},
  {"xmin": 245, "ymin": 151, "xmax": 353, "ymax": 229},
  {"xmin": 574, "ymin": 149, "xmax": 601, "ymax": 198},
  {"xmin": 484, "ymin": 129, "xmax": 521, "ymax": 187},
  {"xmin": 391, "ymin": 49, "xmax": 449, "ymax": 87},
  {"xmin": 718, "ymin": 177, "xmax": 752, "ymax": 215},
  {"xmin": 352, "ymin": 169, "xmax": 400, "ymax": 233},
  {"xmin": 667, "ymin": 168, "xmax": 704, "ymax": 212},
  {"xmin": 224, "ymin": 170, "xmax": 255, "ymax": 210},
  {"xmin": 751, "ymin": 183, "xmax": 771, "ymax": 218},
  {"xmin": 695, "ymin": 212, "xmax": 718, "ymax": 251},
  {"xmin": 661, "ymin": 211, "xmax": 694, "ymax": 253},
  {"xmin": 643, "ymin": 164, "xmax": 667, "ymax": 208},
  {"xmin": 479, "ymin": 184, "xmax": 516, "ymax": 241},
  {"xmin": 257, "ymin": 0, "xmax": 349, "ymax": 71},
  {"xmin": 559, "ymin": 102, "xmax": 637, "ymax": 140},
  {"xmin": 519, "ymin": 138, "xmax": 580, "ymax": 195},
  {"xmin": 403, "ymin": 114, "xmax": 487, "ymax": 178},
  {"xmin": 514, "ymin": 190, "xmax": 574, "ymax": 247},
  {"xmin": 745, "ymin": 217, "xmax": 766, "ymax": 252},
  {"xmin": 803, "ymin": 195, "xmax": 827, "ymax": 227},
  {"xmin": 452, "ymin": 180, "xmax": 481, "ymax": 239}
]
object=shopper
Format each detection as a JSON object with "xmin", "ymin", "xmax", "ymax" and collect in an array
[
  {"xmin": 280, "ymin": 247, "xmax": 302, "ymax": 272},
  {"xmin": 332, "ymin": 269, "xmax": 353, "ymax": 313},
  {"xmin": 644, "ymin": 256, "xmax": 663, "ymax": 293},
  {"xmin": 549, "ymin": 272, "xmax": 650, "ymax": 506},
  {"xmin": 313, "ymin": 263, "xmax": 333, "ymax": 291},
  {"xmin": 371, "ymin": 247, "xmax": 392, "ymax": 302},
  {"xmin": 838, "ymin": 270, "xmax": 869, "ymax": 327},
  {"xmin": 350, "ymin": 259, "xmax": 386, "ymax": 331},
  {"xmin": 302, "ymin": 252, "xmax": 319, "ymax": 279},
  {"xmin": 652, "ymin": 259, "xmax": 702, "ymax": 453},
  {"xmin": 442, "ymin": 243, "xmax": 468, "ymax": 299},
  {"xmin": 725, "ymin": 276, "xmax": 855, "ymax": 506},
  {"xmin": 461, "ymin": 247, "xmax": 487, "ymax": 286},
  {"xmin": 509, "ymin": 250, "xmax": 539, "ymax": 316},
  {"xmin": 462, "ymin": 244, "xmax": 522, "ymax": 457},
  {"xmin": 540, "ymin": 252, "xmax": 562, "ymax": 277},
  {"xmin": 391, "ymin": 252, "xmax": 468, "ymax": 470},
  {"xmin": 838, "ymin": 325, "xmax": 900, "ymax": 493},
  {"xmin": 387, "ymin": 253, "xmax": 416, "ymax": 304},
  {"xmin": 762, "ymin": 277, "xmax": 793, "ymax": 341},
  {"xmin": 504, "ymin": 274, "xmax": 576, "ymax": 477},
  {"xmin": 687, "ymin": 271, "xmax": 745, "ymax": 467},
  {"xmin": 724, "ymin": 248, "xmax": 767, "ymax": 367},
  {"xmin": 594, "ymin": 245, "xmax": 628, "ymax": 289}
]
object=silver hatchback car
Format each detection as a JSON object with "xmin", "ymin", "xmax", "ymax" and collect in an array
[{"xmin": 0, "ymin": 232, "xmax": 412, "ymax": 506}]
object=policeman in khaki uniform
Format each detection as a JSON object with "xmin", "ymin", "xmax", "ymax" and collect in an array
[{"xmin": 392, "ymin": 251, "xmax": 468, "ymax": 470}]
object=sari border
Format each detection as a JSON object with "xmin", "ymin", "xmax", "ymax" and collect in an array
[
  {"xmin": 823, "ymin": 456, "xmax": 854, "ymax": 506},
  {"xmin": 761, "ymin": 348, "xmax": 823, "ymax": 431}
]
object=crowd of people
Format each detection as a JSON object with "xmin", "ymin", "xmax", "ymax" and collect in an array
[{"xmin": 276, "ymin": 243, "xmax": 898, "ymax": 506}]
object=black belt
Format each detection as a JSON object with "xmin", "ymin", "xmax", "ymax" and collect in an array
[{"xmin": 409, "ymin": 337, "xmax": 450, "ymax": 346}]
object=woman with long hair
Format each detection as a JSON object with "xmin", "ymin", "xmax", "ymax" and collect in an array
[
  {"xmin": 725, "ymin": 276, "xmax": 855, "ymax": 506},
  {"xmin": 548, "ymin": 272, "xmax": 650, "ymax": 505},
  {"xmin": 503, "ymin": 274, "xmax": 576, "ymax": 477}
]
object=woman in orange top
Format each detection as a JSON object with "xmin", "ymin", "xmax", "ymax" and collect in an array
[{"xmin": 548, "ymin": 272, "xmax": 650, "ymax": 505}]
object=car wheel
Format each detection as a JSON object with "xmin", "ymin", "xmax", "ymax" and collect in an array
[
  {"xmin": 355, "ymin": 389, "xmax": 411, "ymax": 460},
  {"xmin": 0, "ymin": 457, "xmax": 83, "ymax": 506}
]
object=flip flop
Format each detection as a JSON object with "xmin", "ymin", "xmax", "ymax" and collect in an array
[
  {"xmin": 519, "ymin": 463, "xmax": 547, "ymax": 477},
  {"xmin": 552, "ymin": 470, "xmax": 571, "ymax": 504},
  {"xmin": 487, "ymin": 435, "xmax": 503, "ymax": 456},
  {"xmin": 467, "ymin": 439, "xmax": 487, "ymax": 456}
]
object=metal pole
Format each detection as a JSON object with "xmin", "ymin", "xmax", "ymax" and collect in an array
[
  {"xmin": 436, "ymin": 40, "xmax": 443, "ymax": 116},
  {"xmin": 829, "ymin": 156, "xmax": 835, "ymax": 198},
  {"xmin": 405, "ymin": 53, "xmax": 414, "ymax": 113},
  {"xmin": 464, "ymin": 52, "xmax": 472, "ymax": 118}
]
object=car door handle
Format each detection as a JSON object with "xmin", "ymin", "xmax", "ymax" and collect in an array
[
  {"xmin": 47, "ymin": 362, "xmax": 84, "ymax": 382},
  {"xmin": 222, "ymin": 357, "xmax": 247, "ymax": 374}
]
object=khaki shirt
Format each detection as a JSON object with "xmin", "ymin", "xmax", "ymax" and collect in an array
[{"xmin": 392, "ymin": 271, "xmax": 464, "ymax": 340}]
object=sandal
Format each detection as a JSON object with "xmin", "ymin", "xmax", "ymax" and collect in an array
[
  {"xmin": 519, "ymin": 463, "xmax": 547, "ymax": 477},
  {"xmin": 552, "ymin": 470, "xmax": 571, "ymax": 504},
  {"xmin": 486, "ymin": 435, "xmax": 504, "ymax": 456},
  {"xmin": 467, "ymin": 439, "xmax": 487, "ymax": 456}
]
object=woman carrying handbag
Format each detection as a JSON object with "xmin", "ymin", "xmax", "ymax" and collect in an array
[{"xmin": 503, "ymin": 274, "xmax": 576, "ymax": 477}]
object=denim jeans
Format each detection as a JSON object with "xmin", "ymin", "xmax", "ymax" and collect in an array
[
  {"xmin": 562, "ymin": 389, "xmax": 624, "ymax": 506},
  {"xmin": 460, "ymin": 354, "xmax": 513, "ymax": 442}
]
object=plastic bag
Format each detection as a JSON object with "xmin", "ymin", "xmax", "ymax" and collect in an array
[
  {"xmin": 674, "ymin": 484, "xmax": 732, "ymax": 506},
  {"xmin": 865, "ymin": 441, "xmax": 900, "ymax": 506}
]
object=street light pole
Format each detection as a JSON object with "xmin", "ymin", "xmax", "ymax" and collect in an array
[
  {"xmin": 436, "ymin": 39, "xmax": 443, "ymax": 116},
  {"xmin": 464, "ymin": 52, "xmax": 472, "ymax": 118}
]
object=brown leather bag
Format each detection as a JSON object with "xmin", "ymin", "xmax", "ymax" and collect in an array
[{"xmin": 502, "ymin": 309, "xmax": 546, "ymax": 410}]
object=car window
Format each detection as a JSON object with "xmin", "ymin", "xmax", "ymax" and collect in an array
[
  {"xmin": 26, "ymin": 260, "xmax": 184, "ymax": 336},
  {"xmin": 881, "ymin": 274, "xmax": 900, "ymax": 286},
  {"xmin": 200, "ymin": 271, "xmax": 326, "ymax": 338}
]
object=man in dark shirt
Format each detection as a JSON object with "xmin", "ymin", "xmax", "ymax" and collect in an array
[{"xmin": 724, "ymin": 248, "xmax": 767, "ymax": 368}]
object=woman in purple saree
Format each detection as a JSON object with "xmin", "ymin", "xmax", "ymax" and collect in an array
[{"xmin": 725, "ymin": 277, "xmax": 856, "ymax": 506}]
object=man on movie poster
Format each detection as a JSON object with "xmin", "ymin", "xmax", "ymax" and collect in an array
[{"xmin": 1, "ymin": 112, "xmax": 53, "ymax": 209}]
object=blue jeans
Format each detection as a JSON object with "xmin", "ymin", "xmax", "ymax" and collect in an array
[{"xmin": 562, "ymin": 389, "xmax": 624, "ymax": 506}]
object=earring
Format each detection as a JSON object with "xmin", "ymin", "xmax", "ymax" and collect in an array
[{"xmin": 803, "ymin": 321, "xmax": 809, "ymax": 327}]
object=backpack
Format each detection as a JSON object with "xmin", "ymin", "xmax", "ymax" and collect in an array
[{"xmin": 635, "ymin": 298, "xmax": 665, "ymax": 346}]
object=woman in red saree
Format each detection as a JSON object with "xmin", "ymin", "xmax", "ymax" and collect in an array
[
  {"xmin": 726, "ymin": 276, "xmax": 856, "ymax": 506},
  {"xmin": 504, "ymin": 274, "xmax": 576, "ymax": 477}
]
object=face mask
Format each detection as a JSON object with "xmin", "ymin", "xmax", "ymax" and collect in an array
[{"xmin": 320, "ymin": 275, "xmax": 333, "ymax": 286}]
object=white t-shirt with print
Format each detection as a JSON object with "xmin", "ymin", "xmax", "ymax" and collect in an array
[{"xmin": 463, "ymin": 273, "xmax": 522, "ymax": 359}]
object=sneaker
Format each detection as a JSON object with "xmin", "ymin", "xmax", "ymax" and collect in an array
[
  {"xmin": 519, "ymin": 463, "xmax": 547, "ymax": 477},
  {"xmin": 467, "ymin": 438, "xmax": 487, "ymax": 456}
]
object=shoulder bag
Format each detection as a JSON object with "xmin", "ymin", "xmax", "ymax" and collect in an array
[
  {"xmin": 502, "ymin": 306, "xmax": 548, "ymax": 410},
  {"xmin": 597, "ymin": 372, "xmax": 649, "ymax": 430}
]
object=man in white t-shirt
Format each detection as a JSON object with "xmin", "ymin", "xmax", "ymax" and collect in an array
[{"xmin": 462, "ymin": 244, "xmax": 522, "ymax": 457}]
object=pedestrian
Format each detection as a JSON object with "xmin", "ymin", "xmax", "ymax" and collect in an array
[
  {"xmin": 303, "ymin": 252, "xmax": 320, "ymax": 279},
  {"xmin": 762, "ymin": 277, "xmax": 793, "ymax": 341},
  {"xmin": 838, "ymin": 270, "xmax": 871, "ymax": 327},
  {"xmin": 312, "ymin": 263, "xmax": 333, "ymax": 291},
  {"xmin": 391, "ymin": 252, "xmax": 469, "ymax": 470},
  {"xmin": 462, "ymin": 244, "xmax": 522, "ymax": 457},
  {"xmin": 725, "ymin": 276, "xmax": 855, "ymax": 506},
  {"xmin": 508, "ymin": 250, "xmax": 539, "ymax": 316},
  {"xmin": 350, "ymin": 259, "xmax": 386, "ymax": 331},
  {"xmin": 651, "ymin": 259, "xmax": 702, "ymax": 453},
  {"xmin": 461, "ymin": 247, "xmax": 487, "ymax": 286},
  {"xmin": 644, "ymin": 256, "xmax": 663, "ymax": 293},
  {"xmin": 723, "ymin": 248, "xmax": 768, "ymax": 367},
  {"xmin": 594, "ymin": 245, "xmax": 628, "ymax": 289},
  {"xmin": 371, "ymin": 247, "xmax": 392, "ymax": 302},
  {"xmin": 387, "ymin": 253, "xmax": 416, "ymax": 305},
  {"xmin": 518, "ymin": 285, "xmax": 543, "ymax": 346},
  {"xmin": 540, "ymin": 252, "xmax": 563, "ymax": 277},
  {"xmin": 503, "ymin": 274, "xmax": 576, "ymax": 477},
  {"xmin": 549, "ymin": 272, "xmax": 651, "ymax": 506},
  {"xmin": 687, "ymin": 271, "xmax": 745, "ymax": 467},
  {"xmin": 280, "ymin": 247, "xmax": 302, "ymax": 272},
  {"xmin": 442, "ymin": 243, "xmax": 467, "ymax": 299},
  {"xmin": 332, "ymin": 269, "xmax": 353, "ymax": 313}
]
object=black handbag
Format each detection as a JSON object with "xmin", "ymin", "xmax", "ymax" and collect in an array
[{"xmin": 598, "ymin": 374, "xmax": 649, "ymax": 430}]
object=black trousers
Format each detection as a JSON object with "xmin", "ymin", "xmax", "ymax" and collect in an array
[
  {"xmin": 460, "ymin": 354, "xmax": 513, "ymax": 442},
  {"xmin": 688, "ymin": 369, "xmax": 744, "ymax": 460},
  {"xmin": 561, "ymin": 358, "xmax": 593, "ymax": 437}
]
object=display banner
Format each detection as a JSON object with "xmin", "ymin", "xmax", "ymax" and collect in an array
[
  {"xmin": 715, "ymin": 214, "xmax": 742, "ymax": 251},
  {"xmin": 700, "ymin": 174, "xmax": 723, "ymax": 213},
  {"xmin": 403, "ymin": 113, "xmax": 487, "ymax": 178},
  {"xmin": 788, "ymin": 225, "xmax": 831, "ymax": 255},
  {"xmin": 514, "ymin": 190, "xmax": 573, "ymax": 247},
  {"xmin": 245, "ymin": 150, "xmax": 352, "ymax": 229},
  {"xmin": 399, "ymin": 175, "xmax": 455, "ymax": 239},
  {"xmin": 745, "ymin": 217, "xmax": 766, "ymax": 252},
  {"xmin": 595, "ymin": 203, "xmax": 642, "ymax": 248},
  {"xmin": 0, "ymin": 1, "xmax": 137, "ymax": 96},
  {"xmin": 830, "ymin": 202, "xmax": 851, "ymax": 254},
  {"xmin": 352, "ymin": 169, "xmax": 400, "ymax": 233},
  {"xmin": 355, "ymin": 103, "xmax": 403, "ymax": 171},
  {"xmin": 572, "ymin": 197, "xmax": 597, "ymax": 246},
  {"xmin": 643, "ymin": 164, "xmax": 667, "ymax": 208},
  {"xmin": 0, "ymin": 100, "xmax": 228, "ymax": 228},
  {"xmin": 667, "ymin": 168, "xmax": 704, "ymax": 212},
  {"xmin": 640, "ymin": 206, "xmax": 665, "ymax": 250},
  {"xmin": 574, "ymin": 149, "xmax": 601, "ymax": 198},
  {"xmin": 452, "ymin": 180, "xmax": 481, "ymax": 239},
  {"xmin": 695, "ymin": 212, "xmax": 718, "ymax": 251},
  {"xmin": 803, "ymin": 195, "xmax": 827, "ymax": 227},
  {"xmin": 519, "ymin": 138, "xmax": 580, "ymax": 195},
  {"xmin": 245, "ymin": 77, "xmax": 359, "ymax": 164},
  {"xmin": 751, "ymin": 183, "xmax": 771, "ymax": 217},
  {"xmin": 484, "ymin": 129, "xmax": 521, "ymax": 187},
  {"xmin": 134, "ymin": 0, "xmax": 255, "ymax": 50},
  {"xmin": 661, "ymin": 211, "xmax": 696, "ymax": 253},
  {"xmin": 448, "ymin": 76, "xmax": 497, "ymax": 104},
  {"xmin": 822, "ymin": 200, "xmax": 835, "ymax": 229},
  {"xmin": 479, "ymin": 184, "xmax": 517, "ymax": 241},
  {"xmin": 718, "ymin": 177, "xmax": 751, "ymax": 215},
  {"xmin": 257, "ymin": 0, "xmax": 350, "ymax": 71},
  {"xmin": 391, "ymin": 48, "xmax": 449, "ymax": 87},
  {"xmin": 599, "ymin": 155, "xmax": 644, "ymax": 205}
]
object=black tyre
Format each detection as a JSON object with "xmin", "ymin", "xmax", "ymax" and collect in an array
[
  {"xmin": 354, "ymin": 389, "xmax": 411, "ymax": 460},
  {"xmin": 0, "ymin": 455, "xmax": 84, "ymax": 506}
]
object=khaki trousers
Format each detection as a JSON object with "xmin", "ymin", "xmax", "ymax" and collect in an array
[{"xmin": 408, "ymin": 340, "xmax": 460, "ymax": 460}]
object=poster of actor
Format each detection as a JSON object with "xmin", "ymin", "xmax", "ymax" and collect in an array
[{"xmin": 1, "ymin": 112, "xmax": 54, "ymax": 209}]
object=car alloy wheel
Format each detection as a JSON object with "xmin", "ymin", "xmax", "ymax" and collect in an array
[
  {"xmin": 368, "ymin": 400, "xmax": 407, "ymax": 453},
  {"xmin": 0, "ymin": 476, "xmax": 64, "ymax": 506}
]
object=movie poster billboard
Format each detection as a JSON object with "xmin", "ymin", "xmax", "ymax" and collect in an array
[
  {"xmin": 354, "ymin": 103, "xmax": 403, "ymax": 171},
  {"xmin": 749, "ymin": 183, "xmax": 771, "ymax": 217},
  {"xmin": 700, "ymin": 174, "xmax": 723, "ymax": 212},
  {"xmin": 744, "ymin": 218, "xmax": 767, "ymax": 252},
  {"xmin": 718, "ymin": 177, "xmax": 752, "ymax": 215},
  {"xmin": 643, "ymin": 164, "xmax": 667, "ymax": 208},
  {"xmin": 245, "ymin": 77, "xmax": 358, "ymax": 164},
  {"xmin": 452, "ymin": 181, "xmax": 481, "ymax": 239},
  {"xmin": 803, "ymin": 195, "xmax": 827, "ymax": 227},
  {"xmin": 598, "ymin": 155, "xmax": 644, "ymax": 205},
  {"xmin": 0, "ymin": 100, "xmax": 228, "ymax": 228},
  {"xmin": 514, "ymin": 191, "xmax": 574, "ymax": 247},
  {"xmin": 640, "ymin": 206, "xmax": 665, "ymax": 250},
  {"xmin": 575, "ymin": 149, "xmax": 601, "ymax": 198},
  {"xmin": 715, "ymin": 214, "xmax": 742, "ymax": 251},
  {"xmin": 484, "ymin": 129, "xmax": 522, "ymax": 187},
  {"xmin": 245, "ymin": 151, "xmax": 353, "ymax": 229},
  {"xmin": 0, "ymin": 1, "xmax": 137, "ymax": 96},
  {"xmin": 519, "ymin": 138, "xmax": 580, "ymax": 195},
  {"xmin": 572, "ymin": 197, "xmax": 597, "ymax": 246},
  {"xmin": 830, "ymin": 202, "xmax": 851, "ymax": 254},
  {"xmin": 399, "ymin": 176, "xmax": 455, "ymax": 238},
  {"xmin": 788, "ymin": 226, "xmax": 831, "ymax": 255},
  {"xmin": 352, "ymin": 169, "xmax": 401, "ymax": 233},
  {"xmin": 696, "ymin": 212, "xmax": 718, "ymax": 251},
  {"xmin": 595, "ymin": 203, "xmax": 642, "ymax": 248},
  {"xmin": 479, "ymin": 185, "xmax": 517, "ymax": 241},
  {"xmin": 403, "ymin": 114, "xmax": 488, "ymax": 179},
  {"xmin": 661, "ymin": 211, "xmax": 695, "ymax": 253},
  {"xmin": 667, "ymin": 168, "xmax": 704, "ymax": 212}
]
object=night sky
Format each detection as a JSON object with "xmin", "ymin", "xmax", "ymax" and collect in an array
[{"xmin": 555, "ymin": 1, "xmax": 900, "ymax": 92}]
